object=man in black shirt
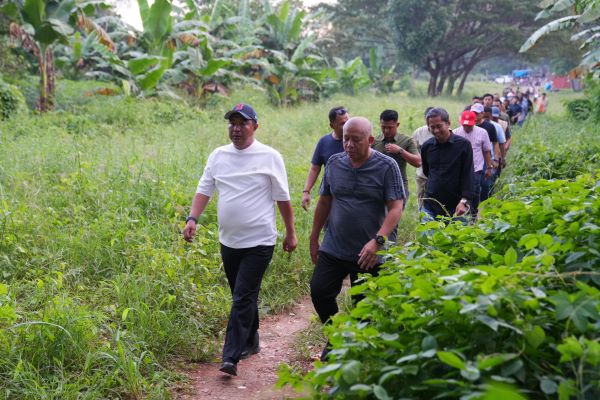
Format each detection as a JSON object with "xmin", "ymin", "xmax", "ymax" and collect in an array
[{"xmin": 420, "ymin": 108, "xmax": 474, "ymax": 221}]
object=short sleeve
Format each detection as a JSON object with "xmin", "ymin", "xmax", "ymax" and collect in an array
[
  {"xmin": 319, "ymin": 161, "xmax": 332, "ymax": 197},
  {"xmin": 383, "ymin": 160, "xmax": 405, "ymax": 202},
  {"xmin": 196, "ymin": 150, "xmax": 217, "ymax": 196},
  {"xmin": 495, "ymin": 124, "xmax": 506, "ymax": 144},
  {"xmin": 482, "ymin": 131, "xmax": 492, "ymax": 153},
  {"xmin": 311, "ymin": 138, "xmax": 324, "ymax": 166},
  {"xmin": 406, "ymin": 137, "xmax": 419, "ymax": 155},
  {"xmin": 270, "ymin": 151, "xmax": 291, "ymax": 201}
]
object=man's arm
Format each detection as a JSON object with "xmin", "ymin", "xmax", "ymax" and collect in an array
[
  {"xmin": 357, "ymin": 199, "xmax": 404, "ymax": 270},
  {"xmin": 182, "ymin": 193, "xmax": 211, "ymax": 242},
  {"xmin": 277, "ymin": 200, "xmax": 297, "ymax": 253},
  {"xmin": 384, "ymin": 144, "xmax": 422, "ymax": 167},
  {"xmin": 301, "ymin": 164, "xmax": 322, "ymax": 211},
  {"xmin": 309, "ymin": 195, "xmax": 332, "ymax": 264},
  {"xmin": 483, "ymin": 150, "xmax": 493, "ymax": 178}
]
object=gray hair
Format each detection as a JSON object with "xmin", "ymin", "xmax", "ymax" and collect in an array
[{"xmin": 425, "ymin": 107, "xmax": 450, "ymax": 124}]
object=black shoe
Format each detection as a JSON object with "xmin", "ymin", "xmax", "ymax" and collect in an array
[
  {"xmin": 320, "ymin": 341, "xmax": 331, "ymax": 361},
  {"xmin": 219, "ymin": 361, "xmax": 237, "ymax": 376},
  {"xmin": 240, "ymin": 332, "xmax": 260, "ymax": 360},
  {"xmin": 240, "ymin": 344, "xmax": 260, "ymax": 359}
]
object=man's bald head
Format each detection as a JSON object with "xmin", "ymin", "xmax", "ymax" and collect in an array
[
  {"xmin": 343, "ymin": 116, "xmax": 372, "ymax": 138},
  {"xmin": 343, "ymin": 116, "xmax": 374, "ymax": 164}
]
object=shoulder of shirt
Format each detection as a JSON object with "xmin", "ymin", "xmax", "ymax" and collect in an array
[
  {"xmin": 422, "ymin": 137, "xmax": 436, "ymax": 147},
  {"xmin": 210, "ymin": 143, "xmax": 234, "ymax": 155},
  {"xmin": 252, "ymin": 140, "xmax": 284, "ymax": 157},
  {"xmin": 373, "ymin": 149, "xmax": 396, "ymax": 162},
  {"xmin": 318, "ymin": 132, "xmax": 335, "ymax": 142},
  {"xmin": 395, "ymin": 133, "xmax": 412, "ymax": 142},
  {"xmin": 453, "ymin": 135, "xmax": 472, "ymax": 146},
  {"xmin": 327, "ymin": 152, "xmax": 347, "ymax": 164}
]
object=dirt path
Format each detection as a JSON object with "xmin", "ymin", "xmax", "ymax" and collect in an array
[{"xmin": 181, "ymin": 296, "xmax": 315, "ymax": 400}]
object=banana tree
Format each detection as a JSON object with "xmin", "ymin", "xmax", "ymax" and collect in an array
[
  {"xmin": 368, "ymin": 47, "xmax": 397, "ymax": 94},
  {"xmin": 0, "ymin": 0, "xmax": 114, "ymax": 111},
  {"xmin": 520, "ymin": 0, "xmax": 600, "ymax": 73},
  {"xmin": 325, "ymin": 56, "xmax": 372, "ymax": 96},
  {"xmin": 250, "ymin": 0, "xmax": 331, "ymax": 105}
]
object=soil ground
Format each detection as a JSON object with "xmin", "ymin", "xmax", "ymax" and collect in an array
[{"xmin": 179, "ymin": 296, "xmax": 316, "ymax": 400}]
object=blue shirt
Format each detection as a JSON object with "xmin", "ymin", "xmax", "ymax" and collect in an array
[
  {"xmin": 319, "ymin": 151, "xmax": 405, "ymax": 262},
  {"xmin": 311, "ymin": 133, "xmax": 344, "ymax": 166}
]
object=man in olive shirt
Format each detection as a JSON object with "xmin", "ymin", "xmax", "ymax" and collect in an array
[{"xmin": 372, "ymin": 109, "xmax": 421, "ymax": 204}]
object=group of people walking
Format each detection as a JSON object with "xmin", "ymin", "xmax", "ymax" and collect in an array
[{"xmin": 181, "ymin": 92, "xmax": 528, "ymax": 376}]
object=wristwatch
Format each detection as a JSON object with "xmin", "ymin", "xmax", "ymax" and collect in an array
[
  {"xmin": 186, "ymin": 216, "xmax": 198, "ymax": 224},
  {"xmin": 375, "ymin": 235, "xmax": 387, "ymax": 246}
]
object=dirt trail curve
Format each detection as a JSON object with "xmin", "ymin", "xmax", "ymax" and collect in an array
[{"xmin": 180, "ymin": 296, "xmax": 314, "ymax": 400}]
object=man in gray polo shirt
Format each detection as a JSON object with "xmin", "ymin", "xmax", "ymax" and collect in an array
[{"xmin": 309, "ymin": 116, "xmax": 405, "ymax": 360}]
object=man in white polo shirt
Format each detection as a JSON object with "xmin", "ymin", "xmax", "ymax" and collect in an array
[{"xmin": 182, "ymin": 103, "xmax": 297, "ymax": 376}]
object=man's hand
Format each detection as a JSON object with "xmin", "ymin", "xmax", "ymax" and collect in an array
[
  {"xmin": 301, "ymin": 192, "xmax": 311, "ymax": 211},
  {"xmin": 485, "ymin": 167, "xmax": 493, "ymax": 178},
  {"xmin": 283, "ymin": 233, "xmax": 297, "ymax": 253},
  {"xmin": 182, "ymin": 221, "xmax": 196, "ymax": 242},
  {"xmin": 455, "ymin": 202, "xmax": 469, "ymax": 217},
  {"xmin": 309, "ymin": 237, "xmax": 320, "ymax": 264},
  {"xmin": 384, "ymin": 143, "xmax": 402, "ymax": 154},
  {"xmin": 357, "ymin": 239, "xmax": 380, "ymax": 270}
]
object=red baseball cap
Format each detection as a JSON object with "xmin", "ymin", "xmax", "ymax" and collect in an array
[{"xmin": 460, "ymin": 110, "xmax": 477, "ymax": 126}]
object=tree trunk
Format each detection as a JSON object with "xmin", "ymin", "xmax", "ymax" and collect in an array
[
  {"xmin": 37, "ymin": 47, "xmax": 55, "ymax": 112},
  {"xmin": 446, "ymin": 75, "xmax": 457, "ymax": 96},
  {"xmin": 38, "ymin": 47, "xmax": 48, "ymax": 112},
  {"xmin": 46, "ymin": 50, "xmax": 55, "ymax": 110},
  {"xmin": 427, "ymin": 69, "xmax": 439, "ymax": 97},
  {"xmin": 436, "ymin": 69, "xmax": 447, "ymax": 96},
  {"xmin": 456, "ymin": 63, "xmax": 476, "ymax": 96}
]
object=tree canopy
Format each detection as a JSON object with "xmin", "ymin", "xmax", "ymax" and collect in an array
[{"xmin": 388, "ymin": 0, "xmax": 539, "ymax": 96}]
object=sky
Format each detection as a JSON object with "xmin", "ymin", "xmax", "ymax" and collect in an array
[{"xmin": 109, "ymin": 0, "xmax": 334, "ymax": 31}]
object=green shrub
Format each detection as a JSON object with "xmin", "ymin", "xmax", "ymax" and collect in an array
[
  {"xmin": 565, "ymin": 98, "xmax": 593, "ymax": 120},
  {"xmin": 498, "ymin": 117, "xmax": 597, "ymax": 191},
  {"xmin": 565, "ymin": 77, "xmax": 600, "ymax": 122},
  {"xmin": 0, "ymin": 78, "xmax": 27, "ymax": 120}
]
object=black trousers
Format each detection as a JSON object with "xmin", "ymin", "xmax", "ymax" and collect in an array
[
  {"xmin": 220, "ymin": 243, "xmax": 274, "ymax": 363},
  {"xmin": 310, "ymin": 251, "xmax": 380, "ymax": 324}
]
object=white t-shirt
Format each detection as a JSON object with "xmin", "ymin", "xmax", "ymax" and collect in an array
[
  {"xmin": 412, "ymin": 125, "xmax": 433, "ymax": 179},
  {"xmin": 196, "ymin": 140, "xmax": 290, "ymax": 248}
]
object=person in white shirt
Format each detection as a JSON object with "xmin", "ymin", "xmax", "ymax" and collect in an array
[
  {"xmin": 182, "ymin": 103, "xmax": 297, "ymax": 376},
  {"xmin": 412, "ymin": 107, "xmax": 434, "ymax": 208}
]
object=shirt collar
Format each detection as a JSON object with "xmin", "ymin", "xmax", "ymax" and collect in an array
[{"xmin": 377, "ymin": 133, "xmax": 397, "ymax": 143}]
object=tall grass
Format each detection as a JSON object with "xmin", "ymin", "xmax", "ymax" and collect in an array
[{"xmin": 0, "ymin": 79, "xmax": 578, "ymax": 397}]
